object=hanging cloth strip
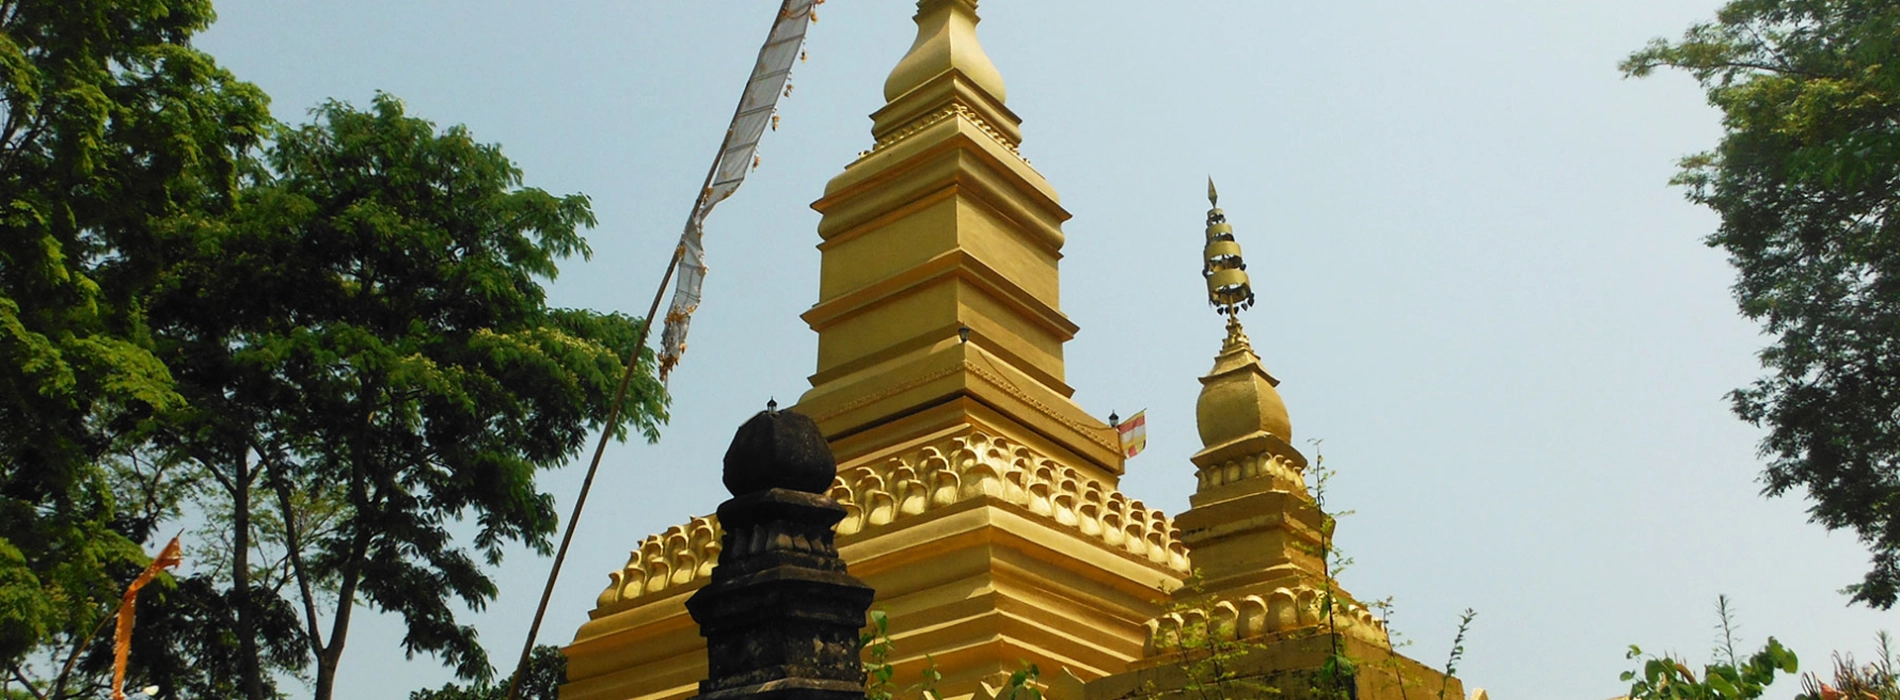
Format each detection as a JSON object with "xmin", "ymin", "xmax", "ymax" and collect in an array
[{"xmin": 658, "ymin": 0, "xmax": 819, "ymax": 380}]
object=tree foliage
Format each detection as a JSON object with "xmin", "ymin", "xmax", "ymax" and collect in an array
[
  {"xmin": 139, "ymin": 94, "xmax": 666, "ymax": 700},
  {"xmin": 0, "ymin": 4, "xmax": 668, "ymax": 696},
  {"xmin": 1621, "ymin": 638, "xmax": 1800, "ymax": 700},
  {"xmin": 0, "ymin": 0, "xmax": 268, "ymax": 682},
  {"xmin": 1624, "ymin": 0, "xmax": 1900, "ymax": 607},
  {"xmin": 408, "ymin": 644, "xmax": 567, "ymax": 700}
]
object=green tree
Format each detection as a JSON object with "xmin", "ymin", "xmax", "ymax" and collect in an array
[
  {"xmin": 142, "ymin": 94, "xmax": 666, "ymax": 700},
  {"xmin": 408, "ymin": 644, "xmax": 567, "ymax": 700},
  {"xmin": 1623, "ymin": 1, "xmax": 1900, "ymax": 607},
  {"xmin": 0, "ymin": 0, "xmax": 269, "ymax": 688}
]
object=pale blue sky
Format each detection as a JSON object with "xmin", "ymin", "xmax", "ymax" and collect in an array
[{"xmin": 194, "ymin": 2, "xmax": 1890, "ymax": 699}]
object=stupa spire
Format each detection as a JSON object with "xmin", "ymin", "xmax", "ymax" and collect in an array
[
  {"xmin": 884, "ymin": 0, "xmax": 1006, "ymax": 104},
  {"xmin": 864, "ymin": 0, "xmax": 1023, "ymax": 150},
  {"xmin": 796, "ymin": 0, "xmax": 1120, "ymax": 482},
  {"xmin": 1176, "ymin": 182, "xmax": 1324, "ymax": 599},
  {"xmin": 1202, "ymin": 178, "xmax": 1258, "ymax": 322},
  {"xmin": 1191, "ymin": 183, "xmax": 1297, "ymax": 482}
]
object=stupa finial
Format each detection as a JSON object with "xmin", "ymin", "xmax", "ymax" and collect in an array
[
  {"xmin": 1191, "ymin": 182, "xmax": 1293, "ymax": 453},
  {"xmin": 1201, "ymin": 179, "xmax": 1256, "ymax": 321},
  {"xmin": 884, "ymin": 0, "xmax": 1007, "ymax": 104}
]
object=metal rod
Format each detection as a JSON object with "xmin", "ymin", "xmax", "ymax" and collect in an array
[
  {"xmin": 503, "ymin": 4, "xmax": 807, "ymax": 696},
  {"xmin": 503, "ymin": 243, "xmax": 683, "ymax": 700}
]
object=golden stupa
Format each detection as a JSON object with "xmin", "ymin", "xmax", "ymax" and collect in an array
[
  {"xmin": 1084, "ymin": 185, "xmax": 1462, "ymax": 700},
  {"xmin": 561, "ymin": 4, "xmax": 1474, "ymax": 700}
]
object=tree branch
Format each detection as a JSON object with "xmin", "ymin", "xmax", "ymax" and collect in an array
[
  {"xmin": 9, "ymin": 661, "xmax": 48, "ymax": 700},
  {"xmin": 265, "ymin": 451, "xmax": 327, "ymax": 661},
  {"xmin": 50, "ymin": 598, "xmax": 124, "ymax": 700},
  {"xmin": 196, "ymin": 448, "xmax": 238, "ymax": 496}
]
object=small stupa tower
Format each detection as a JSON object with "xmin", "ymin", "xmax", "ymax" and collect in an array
[
  {"xmin": 1172, "ymin": 179, "xmax": 1327, "ymax": 600},
  {"xmin": 793, "ymin": 0, "xmax": 1121, "ymax": 482},
  {"xmin": 1085, "ymin": 187, "xmax": 1461, "ymax": 700}
]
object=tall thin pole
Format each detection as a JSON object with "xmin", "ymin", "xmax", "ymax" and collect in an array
[
  {"xmin": 502, "ymin": 3, "xmax": 812, "ymax": 695},
  {"xmin": 502, "ymin": 244, "xmax": 682, "ymax": 700},
  {"xmin": 504, "ymin": 53, "xmax": 748, "ymax": 697}
]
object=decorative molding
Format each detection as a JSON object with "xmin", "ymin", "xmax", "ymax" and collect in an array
[
  {"xmin": 856, "ymin": 103, "xmax": 1023, "ymax": 161},
  {"xmin": 826, "ymin": 431, "xmax": 1188, "ymax": 571},
  {"xmin": 803, "ymin": 356, "xmax": 1117, "ymax": 455},
  {"xmin": 1141, "ymin": 586, "xmax": 1391, "ymax": 657},
  {"xmin": 596, "ymin": 514, "xmax": 722, "ymax": 610},
  {"xmin": 804, "ymin": 362, "xmax": 965, "ymax": 425},
  {"xmin": 964, "ymin": 360, "xmax": 1120, "ymax": 453},
  {"xmin": 596, "ymin": 431, "xmax": 1190, "ymax": 611},
  {"xmin": 1196, "ymin": 451, "xmax": 1305, "ymax": 492}
]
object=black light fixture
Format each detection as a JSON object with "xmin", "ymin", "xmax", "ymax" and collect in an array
[{"xmin": 957, "ymin": 325, "xmax": 972, "ymax": 344}]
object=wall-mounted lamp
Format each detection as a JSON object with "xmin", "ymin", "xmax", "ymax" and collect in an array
[{"xmin": 957, "ymin": 325, "xmax": 972, "ymax": 344}]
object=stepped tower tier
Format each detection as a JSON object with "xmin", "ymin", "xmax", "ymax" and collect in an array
[{"xmin": 795, "ymin": 0, "xmax": 1123, "ymax": 483}]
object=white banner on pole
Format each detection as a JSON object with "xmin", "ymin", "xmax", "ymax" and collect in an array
[{"xmin": 657, "ymin": 0, "xmax": 819, "ymax": 380}]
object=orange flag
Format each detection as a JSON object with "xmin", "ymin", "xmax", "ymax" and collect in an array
[{"xmin": 113, "ymin": 536, "xmax": 182, "ymax": 700}]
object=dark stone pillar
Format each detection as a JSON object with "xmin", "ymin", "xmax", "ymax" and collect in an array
[{"xmin": 686, "ymin": 408, "xmax": 874, "ymax": 700}]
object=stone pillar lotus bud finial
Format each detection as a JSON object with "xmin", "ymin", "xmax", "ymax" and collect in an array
[
  {"xmin": 722, "ymin": 409, "xmax": 837, "ymax": 497},
  {"xmin": 687, "ymin": 409, "xmax": 874, "ymax": 700}
]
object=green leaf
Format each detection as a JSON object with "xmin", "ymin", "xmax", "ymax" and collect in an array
[{"xmin": 1707, "ymin": 671, "xmax": 1739, "ymax": 698}]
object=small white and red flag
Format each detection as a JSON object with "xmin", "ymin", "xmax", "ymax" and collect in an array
[{"xmin": 1116, "ymin": 410, "xmax": 1147, "ymax": 459}]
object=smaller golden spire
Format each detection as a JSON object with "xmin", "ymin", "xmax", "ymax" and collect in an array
[
  {"xmin": 1202, "ymin": 178, "xmax": 1256, "ymax": 319},
  {"xmin": 1192, "ymin": 181, "xmax": 1291, "ymax": 451}
]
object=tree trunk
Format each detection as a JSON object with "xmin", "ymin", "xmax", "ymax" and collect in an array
[
  {"xmin": 311, "ymin": 546, "xmax": 364, "ymax": 700},
  {"xmin": 231, "ymin": 452, "xmax": 267, "ymax": 700},
  {"xmin": 267, "ymin": 459, "xmax": 325, "ymax": 664},
  {"xmin": 313, "ymin": 444, "xmax": 376, "ymax": 700}
]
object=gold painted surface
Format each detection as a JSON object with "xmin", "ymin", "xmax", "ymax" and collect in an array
[
  {"xmin": 1135, "ymin": 585, "xmax": 1392, "ymax": 662},
  {"xmin": 563, "ymin": 431, "xmax": 1186, "ymax": 700},
  {"xmin": 1085, "ymin": 635, "xmax": 1461, "ymax": 700},
  {"xmin": 564, "ymin": 1, "xmax": 1475, "ymax": 698},
  {"xmin": 1194, "ymin": 320, "xmax": 1293, "ymax": 451},
  {"xmin": 793, "ymin": 0, "xmax": 1117, "ymax": 477},
  {"xmin": 1089, "ymin": 213, "xmax": 1472, "ymax": 700},
  {"xmin": 883, "ymin": 0, "xmax": 1006, "ymax": 107},
  {"xmin": 588, "ymin": 430, "xmax": 1187, "ymax": 615}
]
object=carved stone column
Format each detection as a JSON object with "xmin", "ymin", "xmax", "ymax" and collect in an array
[{"xmin": 686, "ymin": 408, "xmax": 875, "ymax": 700}]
